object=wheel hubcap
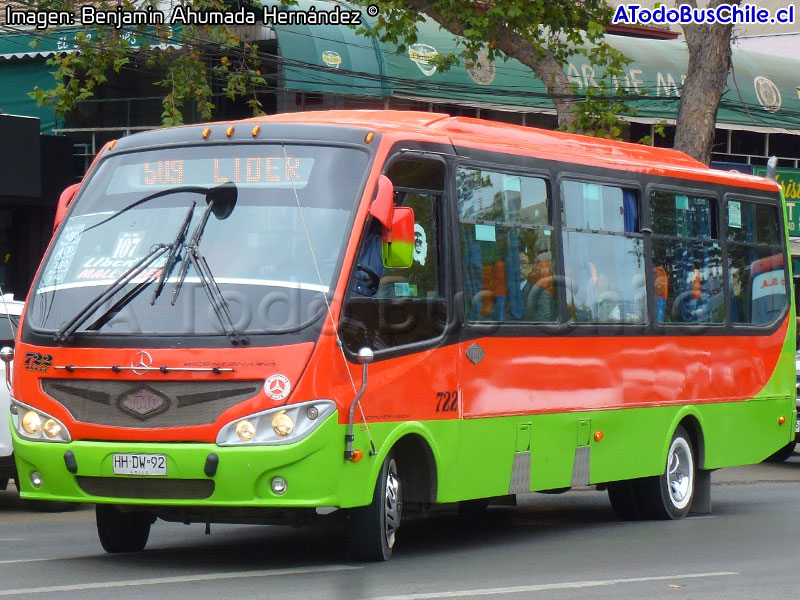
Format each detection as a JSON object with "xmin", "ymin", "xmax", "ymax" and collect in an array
[
  {"xmin": 667, "ymin": 438, "xmax": 693, "ymax": 510},
  {"xmin": 384, "ymin": 462, "xmax": 401, "ymax": 548}
]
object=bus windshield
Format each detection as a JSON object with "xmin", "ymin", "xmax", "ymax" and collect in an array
[{"xmin": 30, "ymin": 143, "xmax": 369, "ymax": 338}]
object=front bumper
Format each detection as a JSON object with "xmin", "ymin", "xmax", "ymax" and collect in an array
[{"xmin": 12, "ymin": 411, "xmax": 346, "ymax": 509}]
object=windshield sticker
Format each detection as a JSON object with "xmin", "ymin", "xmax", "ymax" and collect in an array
[
  {"xmin": 728, "ymin": 201, "xmax": 742, "ymax": 228},
  {"xmin": 265, "ymin": 374, "xmax": 291, "ymax": 401},
  {"xmin": 475, "ymin": 223, "xmax": 496, "ymax": 242},
  {"xmin": 413, "ymin": 223, "xmax": 427, "ymax": 266},
  {"xmin": 40, "ymin": 223, "xmax": 84, "ymax": 287}
]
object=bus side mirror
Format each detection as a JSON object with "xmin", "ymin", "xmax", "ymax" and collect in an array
[
  {"xmin": 369, "ymin": 174, "xmax": 394, "ymax": 228},
  {"xmin": 54, "ymin": 183, "xmax": 80, "ymax": 232},
  {"xmin": 382, "ymin": 206, "xmax": 415, "ymax": 269}
]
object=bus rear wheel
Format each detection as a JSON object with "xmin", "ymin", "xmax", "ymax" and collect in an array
[
  {"xmin": 349, "ymin": 453, "xmax": 402, "ymax": 561},
  {"xmin": 96, "ymin": 504, "xmax": 153, "ymax": 553},
  {"xmin": 639, "ymin": 426, "xmax": 695, "ymax": 519}
]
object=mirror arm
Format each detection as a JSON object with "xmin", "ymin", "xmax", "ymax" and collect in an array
[{"xmin": 344, "ymin": 348, "xmax": 374, "ymax": 461}]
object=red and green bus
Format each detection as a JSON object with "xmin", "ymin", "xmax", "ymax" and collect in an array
[{"xmin": 7, "ymin": 111, "xmax": 795, "ymax": 560}]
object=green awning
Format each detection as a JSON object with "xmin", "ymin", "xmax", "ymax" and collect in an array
[
  {"xmin": 267, "ymin": 0, "xmax": 389, "ymax": 97},
  {"xmin": 374, "ymin": 15, "xmax": 800, "ymax": 134},
  {"xmin": 0, "ymin": 59, "xmax": 58, "ymax": 133}
]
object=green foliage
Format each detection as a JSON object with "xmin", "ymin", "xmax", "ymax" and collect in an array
[
  {"xmin": 28, "ymin": 0, "xmax": 268, "ymax": 126},
  {"xmin": 355, "ymin": 0, "xmax": 634, "ymax": 139}
]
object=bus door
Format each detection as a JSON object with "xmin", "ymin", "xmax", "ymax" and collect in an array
[{"xmin": 338, "ymin": 156, "xmax": 459, "ymax": 491}]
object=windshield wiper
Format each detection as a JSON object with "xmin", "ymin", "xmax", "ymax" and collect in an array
[
  {"xmin": 55, "ymin": 184, "xmax": 235, "ymax": 344},
  {"xmin": 170, "ymin": 182, "xmax": 247, "ymax": 345},
  {"xmin": 81, "ymin": 201, "xmax": 198, "ymax": 333},
  {"xmin": 150, "ymin": 201, "xmax": 196, "ymax": 304},
  {"xmin": 54, "ymin": 243, "xmax": 169, "ymax": 343},
  {"xmin": 84, "ymin": 185, "xmax": 211, "ymax": 234}
]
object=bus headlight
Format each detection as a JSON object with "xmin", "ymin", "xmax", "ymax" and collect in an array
[
  {"xmin": 21, "ymin": 411, "xmax": 42, "ymax": 435},
  {"xmin": 235, "ymin": 420, "xmax": 256, "ymax": 442},
  {"xmin": 12, "ymin": 400, "xmax": 71, "ymax": 443},
  {"xmin": 217, "ymin": 400, "xmax": 335, "ymax": 446},
  {"xmin": 272, "ymin": 411, "xmax": 294, "ymax": 437}
]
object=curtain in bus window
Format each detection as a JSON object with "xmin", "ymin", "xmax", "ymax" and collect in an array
[{"xmin": 623, "ymin": 189, "xmax": 638, "ymax": 233}]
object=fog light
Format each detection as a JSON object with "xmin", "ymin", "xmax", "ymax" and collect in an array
[
  {"xmin": 306, "ymin": 406, "xmax": 319, "ymax": 420},
  {"xmin": 272, "ymin": 411, "xmax": 294, "ymax": 437},
  {"xmin": 235, "ymin": 420, "xmax": 256, "ymax": 442},
  {"xmin": 271, "ymin": 476, "xmax": 288, "ymax": 495},
  {"xmin": 30, "ymin": 472, "xmax": 42, "ymax": 488},
  {"xmin": 43, "ymin": 419, "xmax": 62, "ymax": 439},
  {"xmin": 22, "ymin": 411, "xmax": 42, "ymax": 435}
]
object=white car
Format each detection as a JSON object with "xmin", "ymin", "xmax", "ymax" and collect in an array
[{"xmin": 0, "ymin": 294, "xmax": 23, "ymax": 492}]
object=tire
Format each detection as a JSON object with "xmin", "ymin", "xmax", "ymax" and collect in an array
[
  {"xmin": 96, "ymin": 504, "xmax": 153, "ymax": 553},
  {"xmin": 638, "ymin": 426, "xmax": 695, "ymax": 520},
  {"xmin": 349, "ymin": 453, "xmax": 402, "ymax": 561},
  {"xmin": 606, "ymin": 480, "xmax": 644, "ymax": 521},
  {"xmin": 765, "ymin": 441, "xmax": 796, "ymax": 463}
]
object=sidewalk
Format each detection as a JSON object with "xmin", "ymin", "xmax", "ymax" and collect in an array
[{"xmin": 713, "ymin": 451, "xmax": 800, "ymax": 484}]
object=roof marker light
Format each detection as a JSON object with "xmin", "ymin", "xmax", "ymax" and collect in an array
[
  {"xmin": 108, "ymin": 140, "xmax": 117, "ymax": 150},
  {"xmin": 202, "ymin": 127, "xmax": 211, "ymax": 139},
  {"xmin": 226, "ymin": 126, "xmax": 235, "ymax": 137},
  {"xmin": 252, "ymin": 125, "xmax": 260, "ymax": 137},
  {"xmin": 365, "ymin": 131, "xmax": 374, "ymax": 143}
]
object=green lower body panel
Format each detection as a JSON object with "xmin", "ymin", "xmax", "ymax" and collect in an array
[{"xmin": 12, "ymin": 397, "xmax": 794, "ymax": 515}]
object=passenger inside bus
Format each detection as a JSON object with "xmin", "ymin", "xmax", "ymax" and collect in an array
[{"xmin": 520, "ymin": 249, "xmax": 556, "ymax": 322}]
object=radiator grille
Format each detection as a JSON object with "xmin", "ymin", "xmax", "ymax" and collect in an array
[
  {"xmin": 42, "ymin": 379, "xmax": 261, "ymax": 428},
  {"xmin": 77, "ymin": 476, "xmax": 214, "ymax": 500}
]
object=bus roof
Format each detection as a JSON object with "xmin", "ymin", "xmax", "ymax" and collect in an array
[
  {"xmin": 244, "ymin": 110, "xmax": 781, "ymax": 192},
  {"xmin": 113, "ymin": 110, "xmax": 780, "ymax": 193}
]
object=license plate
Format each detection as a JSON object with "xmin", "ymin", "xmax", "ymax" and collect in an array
[{"xmin": 112, "ymin": 453, "xmax": 167, "ymax": 476}]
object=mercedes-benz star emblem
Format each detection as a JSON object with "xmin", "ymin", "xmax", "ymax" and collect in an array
[
  {"xmin": 264, "ymin": 374, "xmax": 291, "ymax": 401},
  {"xmin": 131, "ymin": 350, "xmax": 153, "ymax": 375}
]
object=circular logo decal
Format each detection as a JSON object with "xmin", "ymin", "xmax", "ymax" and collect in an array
[
  {"xmin": 754, "ymin": 76, "xmax": 781, "ymax": 113},
  {"xmin": 409, "ymin": 43, "xmax": 439, "ymax": 77},
  {"xmin": 322, "ymin": 50, "xmax": 342, "ymax": 69},
  {"xmin": 264, "ymin": 374, "xmax": 291, "ymax": 401},
  {"xmin": 466, "ymin": 48, "xmax": 496, "ymax": 86}
]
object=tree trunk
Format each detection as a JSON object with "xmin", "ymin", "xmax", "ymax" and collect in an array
[
  {"xmin": 414, "ymin": 5, "xmax": 579, "ymax": 130},
  {"xmin": 674, "ymin": 0, "xmax": 739, "ymax": 165}
]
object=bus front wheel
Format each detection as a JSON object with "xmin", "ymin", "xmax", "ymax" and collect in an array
[
  {"xmin": 349, "ymin": 453, "xmax": 402, "ymax": 561},
  {"xmin": 96, "ymin": 504, "xmax": 153, "ymax": 553},
  {"xmin": 639, "ymin": 426, "xmax": 695, "ymax": 519}
]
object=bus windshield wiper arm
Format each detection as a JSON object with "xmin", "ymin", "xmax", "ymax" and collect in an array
[
  {"xmin": 170, "ymin": 182, "xmax": 246, "ymax": 345},
  {"xmin": 150, "ymin": 201, "xmax": 196, "ymax": 304},
  {"xmin": 54, "ymin": 243, "xmax": 170, "ymax": 343},
  {"xmin": 84, "ymin": 185, "xmax": 211, "ymax": 233},
  {"xmin": 56, "ymin": 184, "xmax": 235, "ymax": 344},
  {"xmin": 81, "ymin": 202, "xmax": 198, "ymax": 333}
]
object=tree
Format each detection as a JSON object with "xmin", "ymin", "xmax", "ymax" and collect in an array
[
  {"xmin": 360, "ymin": 0, "xmax": 631, "ymax": 137},
  {"xmin": 29, "ymin": 0, "xmax": 267, "ymax": 126},
  {"xmin": 674, "ymin": 0, "xmax": 741, "ymax": 164}
]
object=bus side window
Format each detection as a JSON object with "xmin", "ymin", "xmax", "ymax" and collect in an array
[
  {"xmin": 650, "ymin": 191, "xmax": 724, "ymax": 325},
  {"xmin": 726, "ymin": 199, "xmax": 787, "ymax": 325},
  {"xmin": 340, "ymin": 159, "xmax": 446, "ymax": 352},
  {"xmin": 562, "ymin": 182, "xmax": 645, "ymax": 324},
  {"xmin": 456, "ymin": 167, "xmax": 556, "ymax": 323}
]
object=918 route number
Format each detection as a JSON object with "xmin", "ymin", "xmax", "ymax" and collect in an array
[{"xmin": 436, "ymin": 390, "xmax": 458, "ymax": 412}]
